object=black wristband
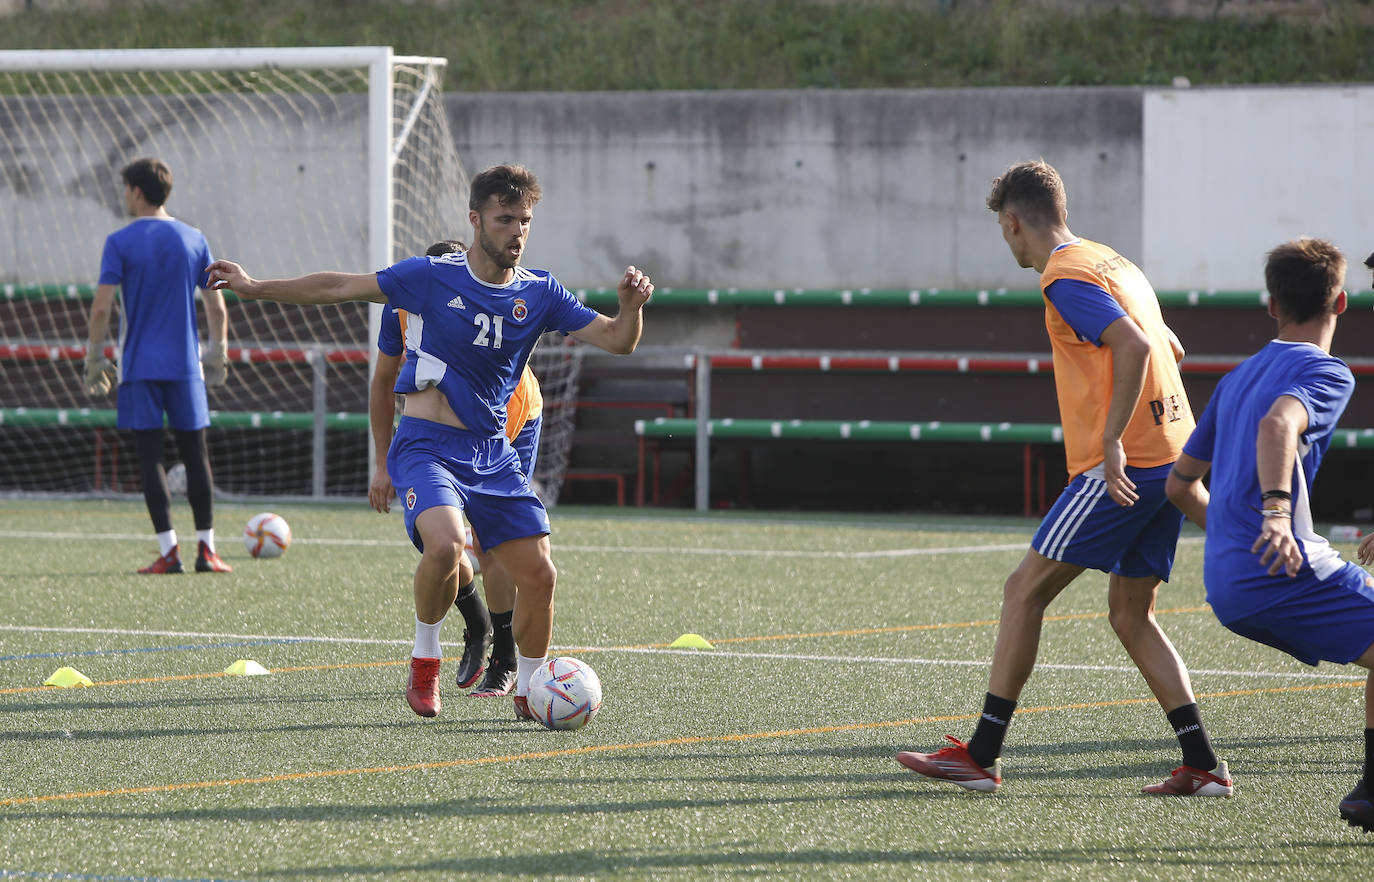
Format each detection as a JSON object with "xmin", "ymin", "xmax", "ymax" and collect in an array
[{"xmin": 1261, "ymin": 490, "xmax": 1292, "ymax": 502}]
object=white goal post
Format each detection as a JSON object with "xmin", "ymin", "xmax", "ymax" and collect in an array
[{"xmin": 0, "ymin": 47, "xmax": 586, "ymax": 503}]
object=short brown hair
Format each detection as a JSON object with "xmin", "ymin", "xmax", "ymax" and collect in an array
[
  {"xmin": 425, "ymin": 239, "xmax": 467, "ymax": 257},
  {"xmin": 1264, "ymin": 238, "xmax": 1346, "ymax": 323},
  {"xmin": 986, "ymin": 159, "xmax": 1066, "ymax": 228},
  {"xmin": 121, "ymin": 157, "xmax": 172, "ymax": 206},
  {"xmin": 468, "ymin": 164, "xmax": 541, "ymax": 212}
]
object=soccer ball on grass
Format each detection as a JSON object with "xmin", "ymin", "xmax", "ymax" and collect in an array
[
  {"xmin": 243, "ymin": 512, "xmax": 291, "ymax": 559},
  {"xmin": 526, "ymin": 656, "xmax": 602, "ymax": 730}
]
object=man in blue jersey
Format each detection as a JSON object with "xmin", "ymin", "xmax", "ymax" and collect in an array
[
  {"xmin": 369, "ymin": 239, "xmax": 539, "ymax": 698},
  {"xmin": 207, "ymin": 164, "xmax": 653, "ymax": 720},
  {"xmin": 83, "ymin": 157, "xmax": 233, "ymax": 575},
  {"xmin": 1167, "ymin": 237, "xmax": 1374, "ymax": 832}
]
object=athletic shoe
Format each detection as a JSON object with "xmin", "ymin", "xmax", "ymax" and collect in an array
[
  {"xmin": 194, "ymin": 541, "xmax": 233, "ymax": 574},
  {"xmin": 1339, "ymin": 779, "xmax": 1374, "ymax": 832},
  {"xmin": 1142, "ymin": 761, "xmax": 1233, "ymax": 797},
  {"xmin": 513, "ymin": 694, "xmax": 537, "ymax": 722},
  {"xmin": 469, "ymin": 656, "xmax": 517, "ymax": 697},
  {"xmin": 405, "ymin": 656, "xmax": 442, "ymax": 718},
  {"xmin": 138, "ymin": 547, "xmax": 184, "ymax": 575},
  {"xmin": 454, "ymin": 627, "xmax": 492, "ymax": 688},
  {"xmin": 895, "ymin": 736, "xmax": 1002, "ymax": 793}
]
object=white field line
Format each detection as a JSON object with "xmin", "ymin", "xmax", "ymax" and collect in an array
[
  {"xmin": 0, "ymin": 623, "xmax": 1354, "ymax": 682},
  {"xmin": 1, "ymin": 529, "xmax": 1203, "ymax": 559}
]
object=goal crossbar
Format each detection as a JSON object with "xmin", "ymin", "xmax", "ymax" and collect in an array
[{"xmin": 0, "ymin": 47, "xmax": 445, "ymax": 73}]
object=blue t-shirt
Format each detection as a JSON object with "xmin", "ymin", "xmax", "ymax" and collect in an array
[
  {"xmin": 98, "ymin": 217, "xmax": 213, "ymax": 381},
  {"xmin": 375, "ymin": 251, "xmax": 597, "ymax": 437},
  {"xmin": 1183, "ymin": 339, "xmax": 1355, "ymax": 617},
  {"xmin": 1045, "ymin": 277, "xmax": 1127, "ymax": 346},
  {"xmin": 377, "ymin": 305, "xmax": 420, "ymax": 396},
  {"xmin": 377, "ymin": 305, "xmax": 404, "ymax": 358}
]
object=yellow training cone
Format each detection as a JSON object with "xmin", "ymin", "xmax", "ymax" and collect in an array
[
  {"xmin": 669, "ymin": 633, "xmax": 714, "ymax": 650},
  {"xmin": 44, "ymin": 667, "xmax": 93, "ymax": 688},
  {"xmin": 224, "ymin": 659, "xmax": 270, "ymax": 676}
]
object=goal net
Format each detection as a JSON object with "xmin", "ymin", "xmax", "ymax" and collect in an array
[{"xmin": 0, "ymin": 47, "xmax": 581, "ymax": 503}]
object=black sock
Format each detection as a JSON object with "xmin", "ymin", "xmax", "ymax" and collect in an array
[
  {"xmin": 453, "ymin": 580, "xmax": 491, "ymax": 636},
  {"xmin": 966, "ymin": 693, "xmax": 1017, "ymax": 768},
  {"xmin": 490, "ymin": 610, "xmax": 515, "ymax": 662},
  {"xmin": 1166, "ymin": 703, "xmax": 1218, "ymax": 771},
  {"xmin": 1363, "ymin": 727, "xmax": 1374, "ymax": 786}
]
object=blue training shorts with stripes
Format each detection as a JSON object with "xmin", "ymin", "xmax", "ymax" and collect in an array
[
  {"xmin": 387, "ymin": 416, "xmax": 550, "ymax": 554},
  {"xmin": 1032, "ymin": 462, "xmax": 1183, "ymax": 581}
]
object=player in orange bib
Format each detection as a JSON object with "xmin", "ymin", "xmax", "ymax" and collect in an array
[
  {"xmin": 897, "ymin": 159, "xmax": 1229, "ymax": 797},
  {"xmin": 368, "ymin": 240, "xmax": 543, "ymax": 699}
]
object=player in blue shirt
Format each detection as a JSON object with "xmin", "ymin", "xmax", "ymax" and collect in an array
[
  {"xmin": 206, "ymin": 164, "xmax": 653, "ymax": 720},
  {"xmin": 83, "ymin": 157, "xmax": 232, "ymax": 575},
  {"xmin": 1167, "ymin": 238, "xmax": 1374, "ymax": 832}
]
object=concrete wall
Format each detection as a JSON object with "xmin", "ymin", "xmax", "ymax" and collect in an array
[
  {"xmin": 5, "ymin": 85, "xmax": 1371, "ymax": 293},
  {"xmin": 446, "ymin": 88, "xmax": 1142, "ymax": 290},
  {"xmin": 1143, "ymin": 85, "xmax": 1374, "ymax": 291}
]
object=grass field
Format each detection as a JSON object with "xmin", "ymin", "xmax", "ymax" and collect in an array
[{"xmin": 1, "ymin": 498, "xmax": 1371, "ymax": 880}]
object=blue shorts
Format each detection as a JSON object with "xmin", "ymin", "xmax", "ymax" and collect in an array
[
  {"xmin": 1032, "ymin": 463, "xmax": 1183, "ymax": 581},
  {"xmin": 512, "ymin": 415, "xmax": 542, "ymax": 477},
  {"xmin": 1219, "ymin": 563, "xmax": 1374, "ymax": 666},
  {"xmin": 387, "ymin": 417, "xmax": 549, "ymax": 554},
  {"xmin": 116, "ymin": 378, "xmax": 209, "ymax": 431}
]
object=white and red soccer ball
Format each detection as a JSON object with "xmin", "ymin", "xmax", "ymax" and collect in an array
[
  {"xmin": 243, "ymin": 512, "xmax": 291, "ymax": 559},
  {"xmin": 526, "ymin": 656, "xmax": 602, "ymax": 730}
]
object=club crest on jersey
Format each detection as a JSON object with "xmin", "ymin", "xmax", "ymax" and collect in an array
[
  {"xmin": 511, "ymin": 298, "xmax": 528, "ymax": 322},
  {"xmin": 405, "ymin": 487, "xmax": 417, "ymax": 510}
]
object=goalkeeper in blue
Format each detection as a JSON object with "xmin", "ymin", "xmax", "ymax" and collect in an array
[
  {"xmin": 84, "ymin": 157, "xmax": 233, "ymax": 575},
  {"xmin": 207, "ymin": 164, "xmax": 653, "ymax": 721},
  {"xmin": 1166, "ymin": 237, "xmax": 1374, "ymax": 833}
]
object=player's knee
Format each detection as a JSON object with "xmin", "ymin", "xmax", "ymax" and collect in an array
[
  {"xmin": 420, "ymin": 532, "xmax": 465, "ymax": 571},
  {"xmin": 518, "ymin": 557, "xmax": 557, "ymax": 599},
  {"xmin": 1106, "ymin": 600, "xmax": 1154, "ymax": 636}
]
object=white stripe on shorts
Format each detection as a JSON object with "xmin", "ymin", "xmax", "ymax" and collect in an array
[{"xmin": 1038, "ymin": 476, "xmax": 1108, "ymax": 561}]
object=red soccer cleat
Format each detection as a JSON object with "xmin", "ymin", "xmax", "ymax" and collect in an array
[
  {"xmin": 896, "ymin": 735, "xmax": 1003, "ymax": 793},
  {"xmin": 195, "ymin": 541, "xmax": 233, "ymax": 573},
  {"xmin": 138, "ymin": 547, "xmax": 184, "ymax": 575},
  {"xmin": 513, "ymin": 694, "xmax": 537, "ymax": 722},
  {"xmin": 1142, "ymin": 761, "xmax": 1233, "ymax": 797},
  {"xmin": 405, "ymin": 656, "xmax": 442, "ymax": 718}
]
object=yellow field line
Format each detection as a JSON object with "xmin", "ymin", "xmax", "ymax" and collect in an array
[{"xmin": 0, "ymin": 679, "xmax": 1360, "ymax": 808}]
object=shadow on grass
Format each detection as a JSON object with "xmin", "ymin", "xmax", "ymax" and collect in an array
[{"xmin": 248, "ymin": 840, "xmax": 1373, "ymax": 879}]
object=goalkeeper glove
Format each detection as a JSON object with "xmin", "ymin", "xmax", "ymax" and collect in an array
[
  {"xmin": 202, "ymin": 340, "xmax": 229, "ymax": 386},
  {"xmin": 83, "ymin": 350, "xmax": 115, "ymax": 396}
]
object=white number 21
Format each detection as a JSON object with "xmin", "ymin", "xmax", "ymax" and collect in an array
[{"xmin": 473, "ymin": 313, "xmax": 504, "ymax": 348}]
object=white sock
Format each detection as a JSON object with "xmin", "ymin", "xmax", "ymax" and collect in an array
[
  {"xmin": 196, "ymin": 528, "xmax": 215, "ymax": 552},
  {"xmin": 516, "ymin": 653, "xmax": 547, "ymax": 697},
  {"xmin": 157, "ymin": 530, "xmax": 177, "ymax": 556},
  {"xmin": 413, "ymin": 617, "xmax": 443, "ymax": 659}
]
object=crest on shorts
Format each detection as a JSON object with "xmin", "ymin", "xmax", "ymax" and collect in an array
[
  {"xmin": 405, "ymin": 487, "xmax": 417, "ymax": 510},
  {"xmin": 512, "ymin": 298, "xmax": 528, "ymax": 322}
]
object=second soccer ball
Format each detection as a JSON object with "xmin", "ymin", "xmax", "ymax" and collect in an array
[{"xmin": 243, "ymin": 512, "xmax": 292, "ymax": 559}]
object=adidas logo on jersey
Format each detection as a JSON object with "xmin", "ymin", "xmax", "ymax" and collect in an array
[{"xmin": 447, "ymin": 295, "xmax": 466, "ymax": 310}]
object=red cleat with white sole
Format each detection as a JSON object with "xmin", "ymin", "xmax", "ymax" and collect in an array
[
  {"xmin": 405, "ymin": 656, "xmax": 442, "ymax": 718},
  {"xmin": 896, "ymin": 735, "xmax": 1002, "ymax": 793},
  {"xmin": 1142, "ymin": 761, "xmax": 1233, "ymax": 797}
]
